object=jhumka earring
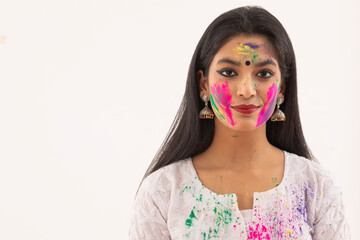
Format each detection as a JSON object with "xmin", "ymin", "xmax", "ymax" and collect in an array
[
  {"xmin": 199, "ymin": 94, "xmax": 214, "ymax": 119},
  {"xmin": 270, "ymin": 96, "xmax": 286, "ymax": 121}
]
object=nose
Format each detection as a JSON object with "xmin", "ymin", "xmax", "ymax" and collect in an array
[{"xmin": 236, "ymin": 76, "xmax": 256, "ymax": 99}]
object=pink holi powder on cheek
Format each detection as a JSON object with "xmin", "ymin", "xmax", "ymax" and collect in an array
[
  {"xmin": 256, "ymin": 83, "xmax": 278, "ymax": 127},
  {"xmin": 210, "ymin": 81, "xmax": 235, "ymax": 126}
]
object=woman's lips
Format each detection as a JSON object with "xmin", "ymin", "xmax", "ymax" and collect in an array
[
  {"xmin": 232, "ymin": 104, "xmax": 259, "ymax": 109},
  {"xmin": 231, "ymin": 105, "xmax": 260, "ymax": 114}
]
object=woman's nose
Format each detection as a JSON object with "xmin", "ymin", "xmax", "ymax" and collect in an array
[{"xmin": 236, "ymin": 77, "xmax": 256, "ymax": 98}]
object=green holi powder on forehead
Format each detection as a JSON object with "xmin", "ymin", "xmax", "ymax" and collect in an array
[{"xmin": 232, "ymin": 135, "xmax": 239, "ymax": 137}]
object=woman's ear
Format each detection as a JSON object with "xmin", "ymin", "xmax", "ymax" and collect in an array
[
  {"xmin": 281, "ymin": 81, "xmax": 286, "ymax": 95},
  {"xmin": 275, "ymin": 78, "xmax": 286, "ymax": 104},
  {"xmin": 197, "ymin": 70, "xmax": 209, "ymax": 97},
  {"xmin": 279, "ymin": 79, "xmax": 286, "ymax": 98}
]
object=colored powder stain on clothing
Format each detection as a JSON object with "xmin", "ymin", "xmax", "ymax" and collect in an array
[
  {"xmin": 256, "ymin": 83, "xmax": 278, "ymax": 127},
  {"xmin": 182, "ymin": 186, "xmax": 190, "ymax": 193},
  {"xmin": 214, "ymin": 205, "xmax": 234, "ymax": 236},
  {"xmin": 131, "ymin": 151, "xmax": 351, "ymax": 239},
  {"xmin": 182, "ymin": 172, "xmax": 319, "ymax": 239},
  {"xmin": 248, "ymin": 223, "xmax": 272, "ymax": 239},
  {"xmin": 210, "ymin": 81, "xmax": 235, "ymax": 126},
  {"xmin": 182, "ymin": 178, "xmax": 237, "ymax": 239},
  {"xmin": 185, "ymin": 209, "xmax": 197, "ymax": 227}
]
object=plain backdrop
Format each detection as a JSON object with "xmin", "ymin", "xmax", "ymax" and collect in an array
[{"xmin": 0, "ymin": 0, "xmax": 359, "ymax": 239}]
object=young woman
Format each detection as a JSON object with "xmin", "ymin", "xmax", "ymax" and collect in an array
[{"xmin": 129, "ymin": 6, "xmax": 350, "ymax": 239}]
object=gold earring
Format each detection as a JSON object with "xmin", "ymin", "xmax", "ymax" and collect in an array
[
  {"xmin": 270, "ymin": 96, "xmax": 286, "ymax": 121},
  {"xmin": 199, "ymin": 94, "xmax": 214, "ymax": 119}
]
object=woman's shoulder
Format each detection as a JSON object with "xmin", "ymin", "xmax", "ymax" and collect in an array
[
  {"xmin": 285, "ymin": 151, "xmax": 342, "ymax": 194},
  {"xmin": 286, "ymin": 151, "xmax": 332, "ymax": 178},
  {"xmin": 140, "ymin": 157, "xmax": 192, "ymax": 193}
]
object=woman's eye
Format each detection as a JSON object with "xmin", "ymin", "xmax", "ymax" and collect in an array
[
  {"xmin": 217, "ymin": 69, "xmax": 237, "ymax": 77},
  {"xmin": 257, "ymin": 70, "xmax": 274, "ymax": 79}
]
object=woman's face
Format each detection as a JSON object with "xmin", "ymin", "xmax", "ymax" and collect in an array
[{"xmin": 198, "ymin": 34, "xmax": 285, "ymax": 131}]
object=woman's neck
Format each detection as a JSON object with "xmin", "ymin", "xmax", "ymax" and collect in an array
[{"xmin": 204, "ymin": 118, "xmax": 276, "ymax": 169}]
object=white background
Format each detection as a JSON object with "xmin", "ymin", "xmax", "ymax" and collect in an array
[{"xmin": 0, "ymin": 0, "xmax": 359, "ymax": 239}]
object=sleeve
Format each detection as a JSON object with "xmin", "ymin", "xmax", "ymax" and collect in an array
[
  {"xmin": 311, "ymin": 179, "xmax": 351, "ymax": 240},
  {"xmin": 128, "ymin": 178, "xmax": 171, "ymax": 240}
]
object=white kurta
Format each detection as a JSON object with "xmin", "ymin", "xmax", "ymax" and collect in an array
[{"xmin": 129, "ymin": 150, "xmax": 351, "ymax": 239}]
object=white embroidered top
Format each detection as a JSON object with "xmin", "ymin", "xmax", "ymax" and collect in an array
[
  {"xmin": 129, "ymin": 150, "xmax": 351, "ymax": 239},
  {"xmin": 240, "ymin": 209, "xmax": 253, "ymax": 235}
]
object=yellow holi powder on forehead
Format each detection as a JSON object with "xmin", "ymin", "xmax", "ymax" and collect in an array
[{"xmin": 232, "ymin": 43, "xmax": 257, "ymax": 56}]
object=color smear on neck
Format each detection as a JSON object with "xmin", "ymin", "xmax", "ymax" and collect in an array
[
  {"xmin": 210, "ymin": 81, "xmax": 235, "ymax": 126},
  {"xmin": 256, "ymin": 83, "xmax": 278, "ymax": 127}
]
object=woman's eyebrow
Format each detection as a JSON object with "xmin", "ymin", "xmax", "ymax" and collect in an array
[
  {"xmin": 255, "ymin": 59, "xmax": 277, "ymax": 67},
  {"xmin": 216, "ymin": 58, "xmax": 277, "ymax": 67},
  {"xmin": 216, "ymin": 58, "xmax": 240, "ymax": 66}
]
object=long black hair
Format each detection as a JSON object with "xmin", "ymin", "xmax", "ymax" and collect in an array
[{"xmin": 136, "ymin": 5, "xmax": 318, "ymax": 196}]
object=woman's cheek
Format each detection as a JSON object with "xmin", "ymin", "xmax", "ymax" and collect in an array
[
  {"xmin": 256, "ymin": 82, "xmax": 279, "ymax": 127},
  {"xmin": 210, "ymin": 81, "xmax": 236, "ymax": 126}
]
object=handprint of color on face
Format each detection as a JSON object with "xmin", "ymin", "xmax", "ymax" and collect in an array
[
  {"xmin": 256, "ymin": 82, "xmax": 279, "ymax": 127},
  {"xmin": 210, "ymin": 81, "xmax": 235, "ymax": 126}
]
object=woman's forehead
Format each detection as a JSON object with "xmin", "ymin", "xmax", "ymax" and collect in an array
[
  {"xmin": 227, "ymin": 34, "xmax": 272, "ymax": 48},
  {"xmin": 214, "ymin": 35, "xmax": 278, "ymax": 64}
]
